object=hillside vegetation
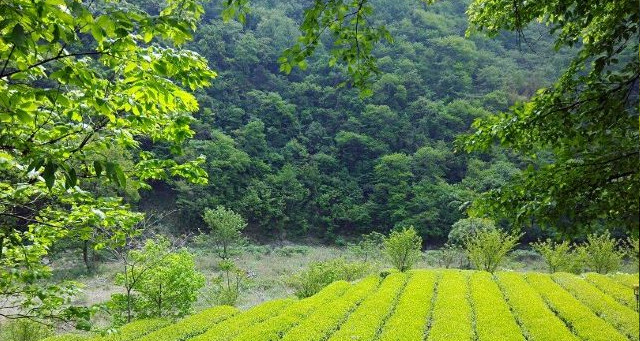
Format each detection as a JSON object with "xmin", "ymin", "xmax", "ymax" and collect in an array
[{"xmin": 46, "ymin": 270, "xmax": 640, "ymax": 341}]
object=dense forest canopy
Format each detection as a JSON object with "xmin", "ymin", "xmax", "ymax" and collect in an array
[{"xmin": 144, "ymin": 0, "xmax": 581, "ymax": 242}]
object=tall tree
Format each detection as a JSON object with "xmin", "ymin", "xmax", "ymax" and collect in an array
[
  {"xmin": 460, "ymin": 0, "xmax": 639, "ymax": 233},
  {"xmin": 1, "ymin": 0, "xmax": 213, "ymax": 324}
]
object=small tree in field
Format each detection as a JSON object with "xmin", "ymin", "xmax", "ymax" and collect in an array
[
  {"xmin": 202, "ymin": 206, "xmax": 247, "ymax": 260},
  {"xmin": 465, "ymin": 228, "xmax": 520, "ymax": 273},
  {"xmin": 532, "ymin": 239, "xmax": 577, "ymax": 273},
  {"xmin": 200, "ymin": 207, "xmax": 248, "ymax": 306},
  {"xmin": 110, "ymin": 238, "xmax": 204, "ymax": 324},
  {"xmin": 384, "ymin": 226, "xmax": 422, "ymax": 272},
  {"xmin": 578, "ymin": 231, "xmax": 625, "ymax": 274}
]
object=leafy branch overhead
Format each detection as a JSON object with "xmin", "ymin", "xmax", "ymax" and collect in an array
[{"xmin": 1, "ymin": 0, "xmax": 214, "ymax": 324}]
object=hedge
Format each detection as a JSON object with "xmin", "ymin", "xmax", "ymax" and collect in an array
[
  {"xmin": 98, "ymin": 319, "xmax": 171, "ymax": 341},
  {"xmin": 611, "ymin": 273, "xmax": 640, "ymax": 288},
  {"xmin": 378, "ymin": 270, "xmax": 437, "ymax": 341},
  {"xmin": 135, "ymin": 306, "xmax": 237, "ymax": 341},
  {"xmin": 190, "ymin": 299, "xmax": 293, "ymax": 341},
  {"xmin": 427, "ymin": 270, "xmax": 474, "ymax": 341},
  {"xmin": 41, "ymin": 335, "xmax": 89, "ymax": 341},
  {"xmin": 326, "ymin": 272, "xmax": 407, "ymax": 341},
  {"xmin": 585, "ymin": 273, "xmax": 638, "ymax": 309},
  {"xmin": 526, "ymin": 273, "xmax": 626, "ymax": 341},
  {"xmin": 552, "ymin": 272, "xmax": 639, "ymax": 341},
  {"xmin": 231, "ymin": 281, "xmax": 351, "ymax": 341},
  {"xmin": 281, "ymin": 276, "xmax": 380, "ymax": 341},
  {"xmin": 469, "ymin": 272, "xmax": 524, "ymax": 341},
  {"xmin": 496, "ymin": 272, "xmax": 578, "ymax": 341}
]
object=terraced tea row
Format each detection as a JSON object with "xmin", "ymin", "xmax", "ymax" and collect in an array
[{"xmin": 45, "ymin": 270, "xmax": 639, "ymax": 341}]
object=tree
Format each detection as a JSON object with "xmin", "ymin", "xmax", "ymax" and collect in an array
[
  {"xmin": 459, "ymin": 0, "xmax": 639, "ymax": 233},
  {"xmin": 201, "ymin": 206, "xmax": 247, "ymax": 260},
  {"xmin": 464, "ymin": 228, "xmax": 520, "ymax": 273},
  {"xmin": 109, "ymin": 238, "xmax": 204, "ymax": 324},
  {"xmin": 384, "ymin": 226, "xmax": 422, "ymax": 272},
  {"xmin": 448, "ymin": 218, "xmax": 496, "ymax": 246},
  {"xmin": 1, "ymin": 0, "xmax": 213, "ymax": 324}
]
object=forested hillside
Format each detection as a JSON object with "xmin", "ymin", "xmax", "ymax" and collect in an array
[{"xmin": 141, "ymin": 0, "xmax": 570, "ymax": 241}]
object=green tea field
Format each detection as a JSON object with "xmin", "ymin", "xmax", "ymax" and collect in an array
[{"xmin": 47, "ymin": 270, "xmax": 639, "ymax": 341}]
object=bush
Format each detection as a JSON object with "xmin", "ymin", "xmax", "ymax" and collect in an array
[
  {"xmin": 273, "ymin": 245, "xmax": 310, "ymax": 257},
  {"xmin": 465, "ymin": 228, "xmax": 520, "ymax": 273},
  {"xmin": 384, "ymin": 226, "xmax": 422, "ymax": 272},
  {"xmin": 347, "ymin": 232, "xmax": 385, "ymax": 262},
  {"xmin": 578, "ymin": 231, "xmax": 625, "ymax": 274},
  {"xmin": 286, "ymin": 258, "xmax": 370, "ymax": 298},
  {"xmin": 448, "ymin": 218, "xmax": 496, "ymax": 246},
  {"xmin": 531, "ymin": 239, "xmax": 578, "ymax": 273},
  {"xmin": 0, "ymin": 320, "xmax": 52, "ymax": 341},
  {"xmin": 204, "ymin": 260, "xmax": 247, "ymax": 306}
]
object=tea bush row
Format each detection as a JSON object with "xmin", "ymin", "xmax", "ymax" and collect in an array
[
  {"xmin": 281, "ymin": 276, "xmax": 380, "ymax": 341},
  {"xmin": 525, "ymin": 273, "xmax": 626, "ymax": 341},
  {"xmin": 327, "ymin": 273, "xmax": 407, "ymax": 341},
  {"xmin": 427, "ymin": 270, "xmax": 474, "ymax": 341},
  {"xmin": 469, "ymin": 272, "xmax": 524, "ymax": 341},
  {"xmin": 552, "ymin": 273, "xmax": 639, "ymax": 341},
  {"xmin": 495, "ymin": 272, "xmax": 578, "ymax": 341},
  {"xmin": 378, "ymin": 271, "xmax": 437, "ymax": 341}
]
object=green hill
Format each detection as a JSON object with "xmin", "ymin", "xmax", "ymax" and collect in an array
[{"xmin": 47, "ymin": 270, "xmax": 639, "ymax": 341}]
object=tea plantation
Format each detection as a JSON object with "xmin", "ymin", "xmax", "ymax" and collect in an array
[{"xmin": 46, "ymin": 270, "xmax": 639, "ymax": 341}]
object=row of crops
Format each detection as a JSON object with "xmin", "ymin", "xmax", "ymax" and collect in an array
[{"xmin": 46, "ymin": 270, "xmax": 639, "ymax": 341}]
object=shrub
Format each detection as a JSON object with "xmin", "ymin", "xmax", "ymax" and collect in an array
[
  {"xmin": 110, "ymin": 239, "xmax": 205, "ymax": 324},
  {"xmin": 525, "ymin": 273, "xmax": 627, "ymax": 341},
  {"xmin": 0, "ymin": 320, "xmax": 52, "ymax": 341},
  {"xmin": 190, "ymin": 299, "xmax": 293, "ymax": 341},
  {"xmin": 286, "ymin": 258, "xmax": 370, "ymax": 298},
  {"xmin": 136, "ymin": 306, "xmax": 237, "ymax": 341},
  {"xmin": 282, "ymin": 277, "xmax": 380, "ymax": 341},
  {"xmin": 378, "ymin": 271, "xmax": 437, "ymax": 340},
  {"xmin": 552, "ymin": 272, "xmax": 639, "ymax": 340},
  {"xmin": 347, "ymin": 232, "xmax": 385, "ymax": 262},
  {"xmin": 585, "ymin": 273, "xmax": 638, "ymax": 309},
  {"xmin": 532, "ymin": 239, "xmax": 577, "ymax": 273},
  {"xmin": 428, "ymin": 271, "xmax": 473, "ymax": 341},
  {"xmin": 204, "ymin": 260, "xmax": 247, "ymax": 306},
  {"xmin": 434, "ymin": 243, "xmax": 466, "ymax": 269},
  {"xmin": 326, "ymin": 273, "xmax": 407, "ymax": 341},
  {"xmin": 273, "ymin": 245, "xmax": 310, "ymax": 257},
  {"xmin": 233, "ymin": 281, "xmax": 351, "ymax": 341},
  {"xmin": 384, "ymin": 226, "xmax": 422, "ymax": 272},
  {"xmin": 495, "ymin": 272, "xmax": 578, "ymax": 341},
  {"xmin": 448, "ymin": 218, "xmax": 496, "ymax": 246},
  {"xmin": 100, "ymin": 319, "xmax": 170, "ymax": 341},
  {"xmin": 470, "ymin": 272, "xmax": 524, "ymax": 341},
  {"xmin": 578, "ymin": 231, "xmax": 625, "ymax": 274},
  {"xmin": 464, "ymin": 228, "xmax": 520, "ymax": 273},
  {"xmin": 201, "ymin": 206, "xmax": 247, "ymax": 260}
]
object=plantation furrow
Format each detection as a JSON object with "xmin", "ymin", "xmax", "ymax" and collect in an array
[
  {"xmin": 426, "ymin": 270, "xmax": 474, "ymax": 341},
  {"xmin": 584, "ymin": 273, "xmax": 638, "ymax": 309},
  {"xmin": 136, "ymin": 306, "xmax": 238, "ymax": 341},
  {"xmin": 377, "ymin": 271, "xmax": 438, "ymax": 341},
  {"xmin": 495, "ymin": 272, "xmax": 578, "ymax": 341},
  {"xmin": 610, "ymin": 274, "xmax": 640, "ymax": 288},
  {"xmin": 230, "ymin": 280, "xmax": 352, "ymax": 341},
  {"xmin": 552, "ymin": 273, "xmax": 640, "ymax": 341},
  {"xmin": 280, "ymin": 276, "xmax": 381, "ymax": 341},
  {"xmin": 326, "ymin": 272, "xmax": 407, "ymax": 341},
  {"xmin": 525, "ymin": 273, "xmax": 627, "ymax": 341},
  {"xmin": 188, "ymin": 298, "xmax": 294, "ymax": 341},
  {"xmin": 469, "ymin": 272, "xmax": 524, "ymax": 341}
]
